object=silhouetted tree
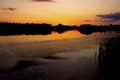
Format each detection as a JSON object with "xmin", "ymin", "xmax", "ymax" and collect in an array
[{"xmin": 0, "ymin": 22, "xmax": 120, "ymax": 36}]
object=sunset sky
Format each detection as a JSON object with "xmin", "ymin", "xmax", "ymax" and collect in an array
[{"xmin": 0, "ymin": 0, "xmax": 120, "ymax": 26}]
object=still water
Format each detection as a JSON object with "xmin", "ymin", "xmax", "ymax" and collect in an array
[
  {"xmin": 0, "ymin": 30, "xmax": 120, "ymax": 80},
  {"xmin": 0, "ymin": 30, "xmax": 84, "ymax": 44}
]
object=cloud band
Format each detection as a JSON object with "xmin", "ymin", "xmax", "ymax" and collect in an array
[{"xmin": 96, "ymin": 12, "xmax": 120, "ymax": 22}]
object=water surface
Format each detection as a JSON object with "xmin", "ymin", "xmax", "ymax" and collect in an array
[{"xmin": 0, "ymin": 30, "xmax": 120, "ymax": 80}]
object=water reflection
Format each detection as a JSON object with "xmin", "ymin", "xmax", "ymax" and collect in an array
[
  {"xmin": 98, "ymin": 36, "xmax": 120, "ymax": 80},
  {"xmin": 0, "ymin": 30, "xmax": 84, "ymax": 44},
  {"xmin": 0, "ymin": 31, "xmax": 120, "ymax": 80}
]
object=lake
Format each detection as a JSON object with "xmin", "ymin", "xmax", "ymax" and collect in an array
[{"xmin": 0, "ymin": 30, "xmax": 120, "ymax": 80}]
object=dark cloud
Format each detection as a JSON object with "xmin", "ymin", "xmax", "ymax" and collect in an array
[
  {"xmin": 2, "ymin": 7, "xmax": 16, "ymax": 11},
  {"xmin": 99, "ymin": 19, "xmax": 116, "ymax": 22},
  {"xmin": 84, "ymin": 20, "xmax": 93, "ymax": 22},
  {"xmin": 31, "ymin": 0, "xmax": 54, "ymax": 2},
  {"xmin": 96, "ymin": 12, "xmax": 120, "ymax": 22}
]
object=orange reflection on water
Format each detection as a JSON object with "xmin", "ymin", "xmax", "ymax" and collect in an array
[
  {"xmin": 0, "ymin": 30, "xmax": 84, "ymax": 44},
  {"xmin": 51, "ymin": 30, "xmax": 84, "ymax": 40}
]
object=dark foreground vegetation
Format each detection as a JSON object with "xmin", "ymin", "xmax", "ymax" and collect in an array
[
  {"xmin": 97, "ymin": 36, "xmax": 120, "ymax": 80},
  {"xmin": 0, "ymin": 22, "xmax": 120, "ymax": 35}
]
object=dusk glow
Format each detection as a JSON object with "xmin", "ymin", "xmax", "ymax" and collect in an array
[
  {"xmin": 0, "ymin": 0, "xmax": 120, "ymax": 25},
  {"xmin": 0, "ymin": 1, "xmax": 120, "ymax": 80}
]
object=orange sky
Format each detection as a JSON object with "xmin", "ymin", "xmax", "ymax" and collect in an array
[{"xmin": 0, "ymin": 0, "xmax": 120, "ymax": 26}]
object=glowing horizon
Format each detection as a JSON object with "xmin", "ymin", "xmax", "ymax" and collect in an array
[{"xmin": 0, "ymin": 0, "xmax": 120, "ymax": 26}]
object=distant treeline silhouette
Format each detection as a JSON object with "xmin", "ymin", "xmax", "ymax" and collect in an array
[
  {"xmin": 0, "ymin": 22, "xmax": 120, "ymax": 35},
  {"xmin": 0, "ymin": 22, "xmax": 77, "ymax": 36},
  {"xmin": 79, "ymin": 24, "xmax": 120, "ymax": 34}
]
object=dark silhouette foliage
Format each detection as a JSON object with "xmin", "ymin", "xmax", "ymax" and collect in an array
[
  {"xmin": 0, "ymin": 22, "xmax": 120, "ymax": 36},
  {"xmin": 98, "ymin": 36, "xmax": 120, "ymax": 80}
]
